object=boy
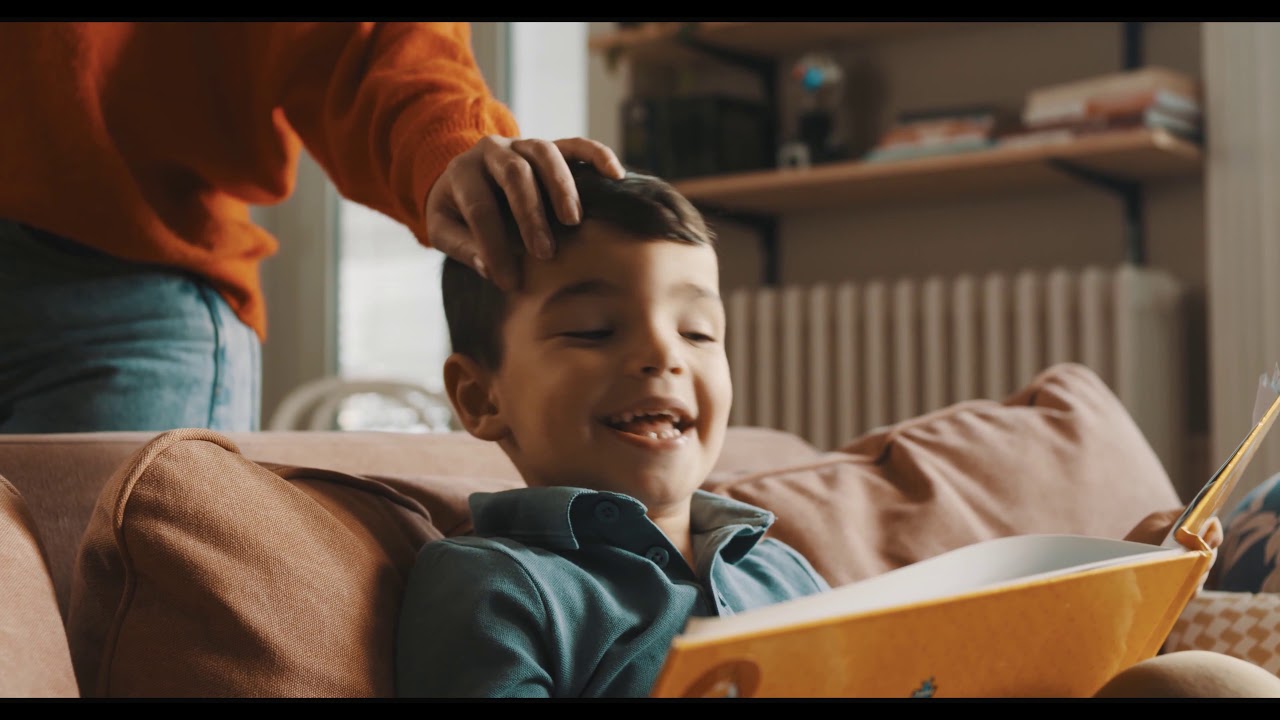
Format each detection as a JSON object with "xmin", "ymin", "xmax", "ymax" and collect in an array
[
  {"xmin": 395, "ymin": 163, "xmax": 1273, "ymax": 699},
  {"xmin": 396, "ymin": 162, "xmax": 828, "ymax": 698}
]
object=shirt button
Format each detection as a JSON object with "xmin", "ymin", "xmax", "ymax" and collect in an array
[
  {"xmin": 644, "ymin": 546, "xmax": 670, "ymax": 568},
  {"xmin": 593, "ymin": 500, "xmax": 620, "ymax": 524}
]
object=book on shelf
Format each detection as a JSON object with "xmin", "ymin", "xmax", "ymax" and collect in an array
[
  {"xmin": 997, "ymin": 106, "xmax": 1201, "ymax": 150},
  {"xmin": 648, "ymin": 369, "xmax": 1280, "ymax": 699},
  {"xmin": 1024, "ymin": 86, "xmax": 1201, "ymax": 128},
  {"xmin": 864, "ymin": 136, "xmax": 994, "ymax": 163},
  {"xmin": 1023, "ymin": 66, "xmax": 1200, "ymax": 118},
  {"xmin": 863, "ymin": 105, "xmax": 1013, "ymax": 164}
]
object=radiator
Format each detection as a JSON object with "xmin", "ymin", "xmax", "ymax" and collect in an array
[{"xmin": 726, "ymin": 265, "xmax": 1185, "ymax": 484}]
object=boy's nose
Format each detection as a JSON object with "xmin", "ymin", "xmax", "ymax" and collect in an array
[
  {"xmin": 641, "ymin": 362, "xmax": 684, "ymax": 377},
  {"xmin": 632, "ymin": 333, "xmax": 685, "ymax": 377}
]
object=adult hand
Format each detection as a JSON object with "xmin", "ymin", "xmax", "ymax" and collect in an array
[{"xmin": 425, "ymin": 135, "xmax": 626, "ymax": 291}]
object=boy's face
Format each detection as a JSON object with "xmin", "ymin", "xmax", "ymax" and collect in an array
[{"xmin": 452, "ymin": 220, "xmax": 731, "ymax": 513}]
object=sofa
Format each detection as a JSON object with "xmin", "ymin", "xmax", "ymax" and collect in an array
[{"xmin": 2, "ymin": 363, "xmax": 1277, "ymax": 698}]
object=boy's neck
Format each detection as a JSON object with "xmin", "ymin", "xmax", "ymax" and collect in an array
[{"xmin": 648, "ymin": 501, "xmax": 695, "ymax": 570}]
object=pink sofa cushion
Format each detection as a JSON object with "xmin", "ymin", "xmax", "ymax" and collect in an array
[
  {"xmin": 0, "ymin": 475, "xmax": 78, "ymax": 698},
  {"xmin": 703, "ymin": 363, "xmax": 1184, "ymax": 587}
]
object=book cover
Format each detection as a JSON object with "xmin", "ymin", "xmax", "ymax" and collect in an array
[{"xmin": 649, "ymin": 372, "xmax": 1280, "ymax": 699}]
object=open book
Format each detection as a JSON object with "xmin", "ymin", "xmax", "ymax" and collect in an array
[{"xmin": 650, "ymin": 370, "xmax": 1280, "ymax": 699}]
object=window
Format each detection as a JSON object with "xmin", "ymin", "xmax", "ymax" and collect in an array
[{"xmin": 331, "ymin": 22, "xmax": 587, "ymax": 430}]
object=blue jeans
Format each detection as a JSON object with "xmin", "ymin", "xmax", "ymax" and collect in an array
[{"xmin": 0, "ymin": 221, "xmax": 261, "ymax": 432}]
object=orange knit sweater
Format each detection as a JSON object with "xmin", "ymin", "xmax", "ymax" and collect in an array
[{"xmin": 0, "ymin": 21, "xmax": 519, "ymax": 340}]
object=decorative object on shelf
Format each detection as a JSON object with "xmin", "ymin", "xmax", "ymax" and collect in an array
[
  {"xmin": 622, "ymin": 94, "xmax": 773, "ymax": 180},
  {"xmin": 780, "ymin": 52, "xmax": 851, "ymax": 168}
]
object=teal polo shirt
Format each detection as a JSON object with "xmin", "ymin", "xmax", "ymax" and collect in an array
[{"xmin": 395, "ymin": 486, "xmax": 830, "ymax": 698}]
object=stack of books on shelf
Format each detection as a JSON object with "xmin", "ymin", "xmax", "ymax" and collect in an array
[
  {"xmin": 862, "ymin": 106, "xmax": 1014, "ymax": 163},
  {"xmin": 998, "ymin": 66, "xmax": 1203, "ymax": 150}
]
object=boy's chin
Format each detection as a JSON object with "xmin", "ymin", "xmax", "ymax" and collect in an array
[{"xmin": 601, "ymin": 470, "xmax": 706, "ymax": 507}]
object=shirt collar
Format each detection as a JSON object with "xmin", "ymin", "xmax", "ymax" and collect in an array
[{"xmin": 469, "ymin": 486, "xmax": 776, "ymax": 562}]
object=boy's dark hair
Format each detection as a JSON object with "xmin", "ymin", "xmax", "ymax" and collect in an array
[{"xmin": 441, "ymin": 162, "xmax": 716, "ymax": 369}]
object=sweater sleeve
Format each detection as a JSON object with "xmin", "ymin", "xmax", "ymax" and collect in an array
[{"xmin": 257, "ymin": 22, "xmax": 519, "ymax": 247}]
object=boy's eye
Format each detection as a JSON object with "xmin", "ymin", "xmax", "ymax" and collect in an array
[
  {"xmin": 682, "ymin": 331, "xmax": 717, "ymax": 343},
  {"xmin": 561, "ymin": 329, "xmax": 613, "ymax": 341}
]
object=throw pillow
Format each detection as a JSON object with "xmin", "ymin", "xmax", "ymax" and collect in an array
[
  {"xmin": 702, "ymin": 362, "xmax": 1183, "ymax": 587},
  {"xmin": 66, "ymin": 428, "xmax": 440, "ymax": 698}
]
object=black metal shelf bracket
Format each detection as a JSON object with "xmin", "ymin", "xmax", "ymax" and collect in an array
[
  {"xmin": 672, "ymin": 25, "xmax": 782, "ymax": 287},
  {"xmin": 1047, "ymin": 159, "xmax": 1146, "ymax": 266},
  {"xmin": 1123, "ymin": 21, "xmax": 1144, "ymax": 70}
]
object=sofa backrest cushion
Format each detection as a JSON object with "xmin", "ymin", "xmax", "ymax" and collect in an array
[
  {"xmin": 66, "ymin": 429, "xmax": 449, "ymax": 698},
  {"xmin": 703, "ymin": 362, "xmax": 1184, "ymax": 587},
  {"xmin": 0, "ymin": 475, "xmax": 78, "ymax": 698}
]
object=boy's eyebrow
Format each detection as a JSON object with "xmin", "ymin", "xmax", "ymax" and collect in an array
[
  {"xmin": 542, "ymin": 280, "xmax": 619, "ymax": 308},
  {"xmin": 540, "ymin": 279, "xmax": 720, "ymax": 312}
]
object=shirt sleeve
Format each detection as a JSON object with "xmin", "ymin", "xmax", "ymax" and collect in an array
[
  {"xmin": 254, "ymin": 21, "xmax": 520, "ymax": 247},
  {"xmin": 396, "ymin": 539, "xmax": 554, "ymax": 698}
]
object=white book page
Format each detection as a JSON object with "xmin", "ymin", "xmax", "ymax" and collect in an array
[{"xmin": 682, "ymin": 534, "xmax": 1182, "ymax": 644}]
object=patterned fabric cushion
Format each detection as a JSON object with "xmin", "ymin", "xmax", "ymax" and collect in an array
[
  {"xmin": 1210, "ymin": 472, "xmax": 1280, "ymax": 593},
  {"xmin": 1164, "ymin": 591, "xmax": 1280, "ymax": 675}
]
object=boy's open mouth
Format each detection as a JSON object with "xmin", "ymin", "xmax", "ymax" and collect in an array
[{"xmin": 602, "ymin": 408, "xmax": 695, "ymax": 442}]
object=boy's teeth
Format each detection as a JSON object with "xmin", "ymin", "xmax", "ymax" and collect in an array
[{"xmin": 646, "ymin": 428, "xmax": 682, "ymax": 440}]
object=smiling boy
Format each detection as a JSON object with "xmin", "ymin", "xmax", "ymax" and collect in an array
[{"xmin": 393, "ymin": 163, "xmax": 830, "ymax": 698}]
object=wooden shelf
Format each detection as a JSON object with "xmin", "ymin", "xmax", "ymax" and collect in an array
[
  {"xmin": 673, "ymin": 128, "xmax": 1203, "ymax": 216},
  {"xmin": 589, "ymin": 21, "xmax": 992, "ymax": 65}
]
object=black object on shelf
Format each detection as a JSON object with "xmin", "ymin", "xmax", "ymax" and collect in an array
[{"xmin": 622, "ymin": 95, "xmax": 773, "ymax": 181}]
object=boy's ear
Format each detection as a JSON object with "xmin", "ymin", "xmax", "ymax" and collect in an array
[{"xmin": 443, "ymin": 352, "xmax": 508, "ymax": 441}]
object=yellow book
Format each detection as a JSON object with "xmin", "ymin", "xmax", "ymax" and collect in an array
[{"xmin": 650, "ymin": 375, "xmax": 1280, "ymax": 699}]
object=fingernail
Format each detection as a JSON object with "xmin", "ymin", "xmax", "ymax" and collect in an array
[{"xmin": 473, "ymin": 256, "xmax": 489, "ymax": 280}]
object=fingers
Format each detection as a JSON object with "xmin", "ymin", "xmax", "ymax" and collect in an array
[
  {"xmin": 483, "ymin": 140, "xmax": 555, "ymax": 260},
  {"xmin": 1123, "ymin": 508, "xmax": 1184, "ymax": 545},
  {"xmin": 431, "ymin": 210, "xmax": 518, "ymax": 291},
  {"xmin": 553, "ymin": 137, "xmax": 627, "ymax": 179},
  {"xmin": 427, "ymin": 159, "xmax": 520, "ymax": 291},
  {"xmin": 423, "ymin": 134, "xmax": 626, "ymax": 289},
  {"xmin": 510, "ymin": 138, "xmax": 580, "ymax": 234},
  {"xmin": 1203, "ymin": 516, "xmax": 1224, "ymax": 550}
]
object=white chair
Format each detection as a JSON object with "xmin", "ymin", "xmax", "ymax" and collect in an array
[{"xmin": 267, "ymin": 377, "xmax": 458, "ymax": 432}]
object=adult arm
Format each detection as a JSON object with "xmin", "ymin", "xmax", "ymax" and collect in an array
[{"xmin": 260, "ymin": 22, "xmax": 624, "ymax": 288}]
